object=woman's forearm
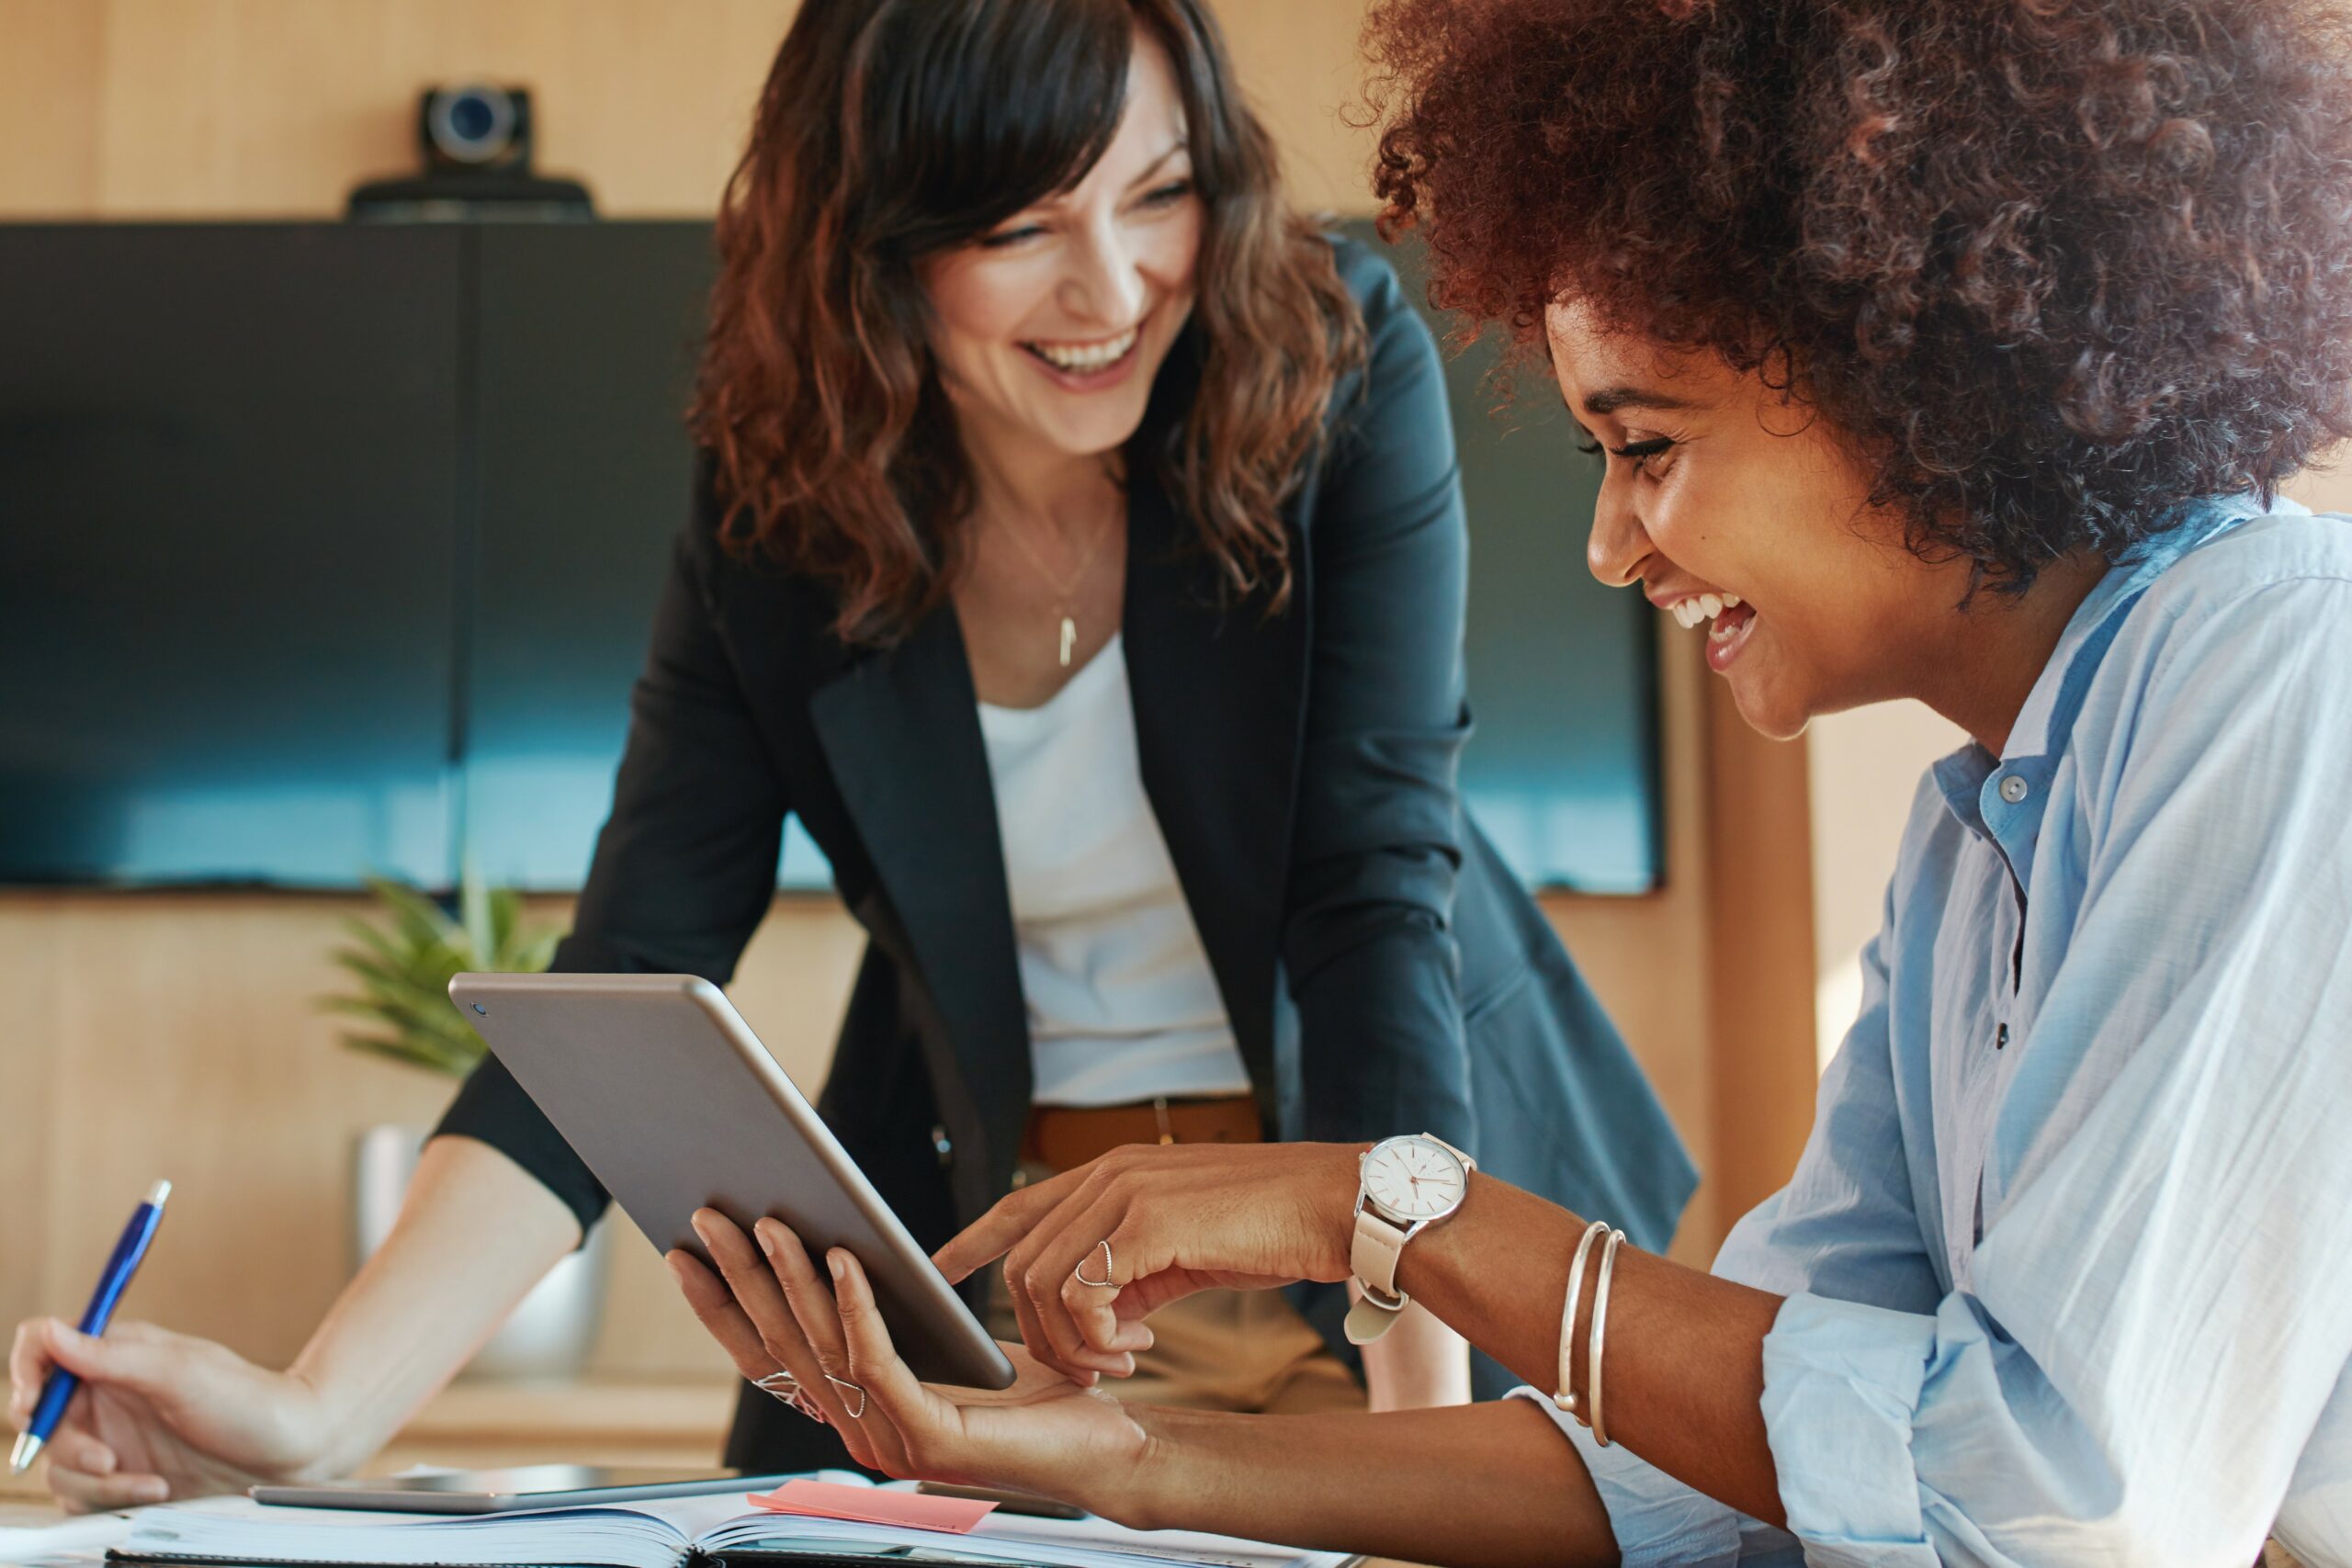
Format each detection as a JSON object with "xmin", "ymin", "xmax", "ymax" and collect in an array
[
  {"xmin": 289, "ymin": 1134, "xmax": 582, "ymax": 1474},
  {"xmin": 941, "ymin": 1142, "xmax": 1786, "ymax": 1527},
  {"xmin": 1113, "ymin": 1400, "xmax": 1619, "ymax": 1568},
  {"xmin": 1395, "ymin": 1174, "xmax": 1787, "ymax": 1527}
]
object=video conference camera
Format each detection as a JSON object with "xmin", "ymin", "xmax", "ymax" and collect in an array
[{"xmin": 347, "ymin": 82, "xmax": 595, "ymax": 221}]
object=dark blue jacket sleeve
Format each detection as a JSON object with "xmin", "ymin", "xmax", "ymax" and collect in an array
[{"xmin": 1282, "ymin": 242, "xmax": 1478, "ymax": 1154}]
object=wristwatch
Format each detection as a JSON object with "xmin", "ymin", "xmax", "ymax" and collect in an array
[{"xmin": 1344, "ymin": 1133, "xmax": 1476, "ymax": 1345}]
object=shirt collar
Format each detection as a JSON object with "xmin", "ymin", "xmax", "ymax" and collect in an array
[{"xmin": 1927, "ymin": 493, "xmax": 2285, "ymax": 881}]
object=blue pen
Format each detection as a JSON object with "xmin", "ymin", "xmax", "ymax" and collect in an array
[{"xmin": 11, "ymin": 1179, "xmax": 171, "ymax": 1474}]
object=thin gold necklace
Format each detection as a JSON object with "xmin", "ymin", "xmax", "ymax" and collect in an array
[{"xmin": 995, "ymin": 508, "xmax": 1116, "ymax": 666}]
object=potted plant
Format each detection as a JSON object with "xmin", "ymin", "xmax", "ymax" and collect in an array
[{"xmin": 322, "ymin": 866, "xmax": 606, "ymax": 1381}]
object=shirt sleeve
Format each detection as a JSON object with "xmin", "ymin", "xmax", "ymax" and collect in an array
[
  {"xmin": 1757, "ymin": 574, "xmax": 2352, "ymax": 1562},
  {"xmin": 1504, "ymin": 1388, "xmax": 1805, "ymax": 1567},
  {"xmin": 1281, "ymin": 240, "xmax": 1477, "ymax": 1153},
  {"xmin": 1710, "ymin": 800, "xmax": 1948, "ymax": 1314}
]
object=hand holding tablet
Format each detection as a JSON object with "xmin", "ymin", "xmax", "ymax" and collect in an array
[{"xmin": 447, "ymin": 973, "xmax": 1014, "ymax": 1392}]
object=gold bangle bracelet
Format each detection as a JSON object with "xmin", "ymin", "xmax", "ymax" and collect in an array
[
  {"xmin": 1588, "ymin": 1228, "xmax": 1625, "ymax": 1447},
  {"xmin": 1552, "ymin": 1219, "xmax": 1611, "ymax": 1416}
]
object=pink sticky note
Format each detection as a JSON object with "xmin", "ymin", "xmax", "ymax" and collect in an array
[{"xmin": 746, "ymin": 1478, "xmax": 997, "ymax": 1534}]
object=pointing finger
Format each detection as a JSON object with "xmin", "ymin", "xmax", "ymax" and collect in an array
[{"xmin": 933, "ymin": 1168, "xmax": 1089, "ymax": 1283}]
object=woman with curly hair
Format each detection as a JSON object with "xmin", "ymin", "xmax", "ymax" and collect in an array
[
  {"xmin": 658, "ymin": 0, "xmax": 2352, "ymax": 1562},
  {"xmin": 6, "ymin": 0, "xmax": 1696, "ymax": 1506}
]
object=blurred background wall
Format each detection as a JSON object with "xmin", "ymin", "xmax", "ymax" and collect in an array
[
  {"xmin": 0, "ymin": 1, "xmax": 1391, "ymax": 220},
  {"xmin": 21, "ymin": 0, "xmax": 2329, "ymax": 1412}
]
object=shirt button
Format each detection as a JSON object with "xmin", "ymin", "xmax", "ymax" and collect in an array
[
  {"xmin": 931, "ymin": 1123, "xmax": 954, "ymax": 1167},
  {"xmin": 1998, "ymin": 774, "xmax": 2030, "ymax": 804}
]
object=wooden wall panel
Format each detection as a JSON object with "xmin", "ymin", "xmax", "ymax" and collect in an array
[
  {"xmin": 1209, "ymin": 1, "xmax": 1380, "ymax": 217},
  {"xmin": 0, "ymin": 0, "xmax": 104, "ymax": 215},
  {"xmin": 1700, "ymin": 676, "xmax": 1819, "ymax": 1233},
  {"xmin": 0, "ymin": 0, "xmax": 1385, "ymax": 220},
  {"xmin": 0, "ymin": 898, "xmax": 65, "ymax": 1351},
  {"xmin": 0, "ymin": 891, "xmax": 866, "ymax": 1381},
  {"xmin": 0, "ymin": 895, "xmax": 452, "ymax": 1369},
  {"xmin": 1, "ymin": 0, "xmax": 794, "ymax": 219}
]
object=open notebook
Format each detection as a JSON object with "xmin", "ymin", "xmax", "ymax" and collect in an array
[{"xmin": 107, "ymin": 1487, "xmax": 1356, "ymax": 1568}]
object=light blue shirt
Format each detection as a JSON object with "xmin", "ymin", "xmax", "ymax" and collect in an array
[{"xmin": 1516, "ymin": 497, "xmax": 2352, "ymax": 1565}]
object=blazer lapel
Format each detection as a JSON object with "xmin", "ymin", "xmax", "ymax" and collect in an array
[
  {"xmin": 1122, "ymin": 474, "xmax": 1307, "ymax": 1123},
  {"xmin": 808, "ymin": 607, "xmax": 1032, "ymax": 1193}
]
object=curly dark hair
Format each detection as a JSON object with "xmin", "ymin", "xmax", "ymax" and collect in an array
[{"xmin": 1361, "ymin": 0, "xmax": 2352, "ymax": 592}]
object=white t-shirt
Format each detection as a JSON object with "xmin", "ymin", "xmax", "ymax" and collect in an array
[{"xmin": 976, "ymin": 633, "xmax": 1252, "ymax": 1108}]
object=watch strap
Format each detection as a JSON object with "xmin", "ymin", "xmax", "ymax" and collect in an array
[
  {"xmin": 1345, "ymin": 1201, "xmax": 1414, "ymax": 1346},
  {"xmin": 1344, "ymin": 1287, "xmax": 1408, "ymax": 1346},
  {"xmin": 1351, "ymin": 1205, "xmax": 1411, "ymax": 1303},
  {"xmin": 1346, "ymin": 1208, "xmax": 1411, "ymax": 1345}
]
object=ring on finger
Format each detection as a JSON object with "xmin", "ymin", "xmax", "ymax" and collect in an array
[
  {"xmin": 753, "ymin": 1369, "xmax": 801, "ymax": 1404},
  {"xmin": 1072, "ymin": 1238, "xmax": 1116, "ymax": 1289},
  {"xmin": 825, "ymin": 1375, "xmax": 867, "ymax": 1419}
]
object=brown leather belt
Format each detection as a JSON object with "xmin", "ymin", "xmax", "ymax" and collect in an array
[{"xmin": 1021, "ymin": 1095, "xmax": 1261, "ymax": 1174}]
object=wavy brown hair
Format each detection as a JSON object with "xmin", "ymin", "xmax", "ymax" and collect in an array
[
  {"xmin": 691, "ymin": 0, "xmax": 1363, "ymax": 645},
  {"xmin": 1362, "ymin": 0, "xmax": 2352, "ymax": 593}
]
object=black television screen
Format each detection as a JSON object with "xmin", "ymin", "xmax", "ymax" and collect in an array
[
  {"xmin": 447, "ymin": 222, "xmax": 842, "ymax": 889},
  {"xmin": 455, "ymin": 223, "xmax": 758, "ymax": 887},
  {"xmin": 0, "ymin": 223, "xmax": 465, "ymax": 887},
  {"xmin": 0, "ymin": 220, "xmax": 1657, "ymax": 895}
]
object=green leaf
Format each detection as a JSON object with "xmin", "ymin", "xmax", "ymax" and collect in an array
[
  {"xmin": 318, "ymin": 995, "xmax": 413, "ymax": 1022},
  {"xmin": 339, "ymin": 964, "xmax": 472, "ymax": 1042},
  {"xmin": 458, "ymin": 858, "xmax": 493, "ymax": 966},
  {"xmin": 487, "ymin": 887, "xmax": 523, "ymax": 959},
  {"xmin": 372, "ymin": 886, "xmax": 460, "ymax": 959},
  {"xmin": 335, "ymin": 918, "xmax": 413, "ymax": 970},
  {"xmin": 328, "ymin": 872, "xmax": 539, "ymax": 1077},
  {"xmin": 512, "ymin": 930, "xmax": 560, "ymax": 976},
  {"xmin": 329, "ymin": 948, "xmax": 410, "ymax": 994}
]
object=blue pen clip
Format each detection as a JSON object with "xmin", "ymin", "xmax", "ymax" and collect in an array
[{"xmin": 11, "ymin": 1180, "xmax": 172, "ymax": 1475}]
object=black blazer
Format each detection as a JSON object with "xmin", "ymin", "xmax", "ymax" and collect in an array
[{"xmin": 436, "ymin": 238, "xmax": 1695, "ymax": 1464}]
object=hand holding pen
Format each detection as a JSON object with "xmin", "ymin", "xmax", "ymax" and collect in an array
[
  {"xmin": 8, "ymin": 1181, "xmax": 333, "ymax": 1512},
  {"xmin": 13, "ymin": 1181, "xmax": 172, "ymax": 1475}
]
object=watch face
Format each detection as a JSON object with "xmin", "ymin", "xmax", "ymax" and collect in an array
[{"xmin": 1362, "ymin": 1137, "xmax": 1467, "ymax": 1223}]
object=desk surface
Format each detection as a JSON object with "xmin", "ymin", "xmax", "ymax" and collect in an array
[{"xmin": 1, "ymin": 1382, "xmax": 1444, "ymax": 1568}]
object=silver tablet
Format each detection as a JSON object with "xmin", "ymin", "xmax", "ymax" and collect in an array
[
  {"xmin": 447, "ymin": 972, "xmax": 1015, "ymax": 1391},
  {"xmin": 254, "ymin": 1465, "xmax": 766, "ymax": 1514}
]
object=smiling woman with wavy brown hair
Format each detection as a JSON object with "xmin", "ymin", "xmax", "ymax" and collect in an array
[{"xmin": 691, "ymin": 0, "xmax": 1360, "ymax": 643}]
